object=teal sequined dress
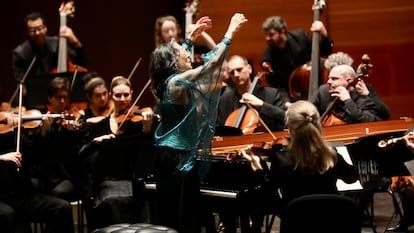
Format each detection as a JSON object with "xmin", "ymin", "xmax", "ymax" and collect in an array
[{"xmin": 154, "ymin": 37, "xmax": 231, "ymax": 178}]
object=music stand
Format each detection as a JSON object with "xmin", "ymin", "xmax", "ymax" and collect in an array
[{"xmin": 92, "ymin": 134, "xmax": 155, "ymax": 181}]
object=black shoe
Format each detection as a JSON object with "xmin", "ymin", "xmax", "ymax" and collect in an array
[{"xmin": 386, "ymin": 223, "xmax": 408, "ymax": 232}]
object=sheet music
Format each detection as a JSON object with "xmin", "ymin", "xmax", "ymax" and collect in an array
[{"xmin": 335, "ymin": 145, "xmax": 363, "ymax": 191}]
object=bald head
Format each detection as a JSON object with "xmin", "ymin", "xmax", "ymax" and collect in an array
[{"xmin": 330, "ymin": 64, "xmax": 356, "ymax": 80}]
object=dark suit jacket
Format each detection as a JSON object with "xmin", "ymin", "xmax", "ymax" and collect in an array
[
  {"xmin": 310, "ymin": 84, "xmax": 379, "ymax": 123},
  {"xmin": 260, "ymin": 29, "xmax": 333, "ymax": 90},
  {"xmin": 217, "ymin": 85, "xmax": 286, "ymax": 132}
]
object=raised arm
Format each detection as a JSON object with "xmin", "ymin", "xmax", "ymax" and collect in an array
[{"xmin": 177, "ymin": 13, "xmax": 248, "ymax": 83}]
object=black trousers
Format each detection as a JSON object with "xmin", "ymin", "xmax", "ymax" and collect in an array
[
  {"xmin": 0, "ymin": 192, "xmax": 74, "ymax": 233},
  {"xmin": 153, "ymin": 147, "xmax": 202, "ymax": 233}
]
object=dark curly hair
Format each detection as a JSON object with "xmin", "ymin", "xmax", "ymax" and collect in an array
[{"xmin": 149, "ymin": 41, "xmax": 179, "ymax": 100}]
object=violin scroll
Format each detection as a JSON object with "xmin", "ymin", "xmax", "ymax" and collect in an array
[{"xmin": 378, "ymin": 134, "xmax": 414, "ymax": 148}]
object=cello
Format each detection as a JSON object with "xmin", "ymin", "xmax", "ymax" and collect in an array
[
  {"xmin": 288, "ymin": 0, "xmax": 328, "ymax": 101},
  {"xmin": 224, "ymin": 72, "xmax": 266, "ymax": 135},
  {"xmin": 320, "ymin": 54, "xmax": 373, "ymax": 126}
]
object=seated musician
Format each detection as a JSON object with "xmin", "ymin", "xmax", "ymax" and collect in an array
[
  {"xmin": 79, "ymin": 76, "xmax": 155, "ymax": 231},
  {"xmin": 35, "ymin": 77, "xmax": 85, "ymax": 201},
  {"xmin": 216, "ymin": 55, "xmax": 286, "ymax": 135},
  {"xmin": 240, "ymin": 100, "xmax": 360, "ymax": 233},
  {"xmin": 387, "ymin": 130, "xmax": 414, "ymax": 232},
  {"xmin": 323, "ymin": 52, "xmax": 390, "ymax": 121},
  {"xmin": 0, "ymin": 129, "xmax": 75, "ymax": 233},
  {"xmin": 81, "ymin": 75, "xmax": 113, "ymax": 120},
  {"xmin": 310, "ymin": 64, "xmax": 379, "ymax": 125}
]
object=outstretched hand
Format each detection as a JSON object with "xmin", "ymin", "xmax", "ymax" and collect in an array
[
  {"xmin": 225, "ymin": 13, "xmax": 248, "ymax": 39},
  {"xmin": 188, "ymin": 16, "xmax": 212, "ymax": 41}
]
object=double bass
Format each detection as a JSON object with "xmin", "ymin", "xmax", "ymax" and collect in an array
[
  {"xmin": 288, "ymin": 0, "xmax": 328, "ymax": 101},
  {"xmin": 50, "ymin": 1, "xmax": 87, "ymax": 75}
]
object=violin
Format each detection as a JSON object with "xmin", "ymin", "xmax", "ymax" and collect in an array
[
  {"xmin": 0, "ymin": 109, "xmax": 66, "ymax": 134},
  {"xmin": 115, "ymin": 106, "xmax": 157, "ymax": 124},
  {"xmin": 56, "ymin": 106, "xmax": 84, "ymax": 129},
  {"xmin": 225, "ymin": 135, "xmax": 290, "ymax": 161},
  {"xmin": 377, "ymin": 135, "xmax": 414, "ymax": 148}
]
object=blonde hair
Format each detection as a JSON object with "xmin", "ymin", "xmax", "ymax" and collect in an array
[
  {"xmin": 286, "ymin": 100, "xmax": 337, "ymax": 174},
  {"xmin": 110, "ymin": 76, "xmax": 131, "ymax": 92}
]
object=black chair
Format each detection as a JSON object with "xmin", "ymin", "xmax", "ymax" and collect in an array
[
  {"xmin": 284, "ymin": 194, "xmax": 361, "ymax": 233},
  {"xmin": 91, "ymin": 223, "xmax": 177, "ymax": 233}
]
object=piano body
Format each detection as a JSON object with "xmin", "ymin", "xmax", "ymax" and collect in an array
[
  {"xmin": 209, "ymin": 118, "xmax": 414, "ymax": 189},
  {"xmin": 203, "ymin": 119, "xmax": 414, "ymax": 225},
  {"xmin": 143, "ymin": 118, "xmax": 413, "ymax": 232}
]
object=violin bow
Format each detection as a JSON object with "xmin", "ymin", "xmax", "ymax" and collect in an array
[
  {"xmin": 15, "ymin": 82, "xmax": 24, "ymax": 172},
  {"xmin": 116, "ymin": 78, "xmax": 152, "ymax": 134},
  {"xmin": 8, "ymin": 56, "xmax": 37, "ymax": 110},
  {"xmin": 245, "ymin": 102, "xmax": 278, "ymax": 141},
  {"xmin": 127, "ymin": 57, "xmax": 142, "ymax": 81},
  {"xmin": 70, "ymin": 65, "xmax": 79, "ymax": 91}
]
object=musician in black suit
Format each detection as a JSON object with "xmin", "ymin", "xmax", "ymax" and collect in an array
[
  {"xmin": 216, "ymin": 55, "xmax": 286, "ymax": 135},
  {"xmin": 260, "ymin": 15, "xmax": 333, "ymax": 103},
  {"xmin": 0, "ymin": 134, "xmax": 74, "ymax": 233},
  {"xmin": 12, "ymin": 11, "xmax": 89, "ymax": 110},
  {"xmin": 323, "ymin": 52, "xmax": 391, "ymax": 121},
  {"xmin": 12, "ymin": 12, "xmax": 88, "ymax": 83},
  {"xmin": 310, "ymin": 64, "xmax": 379, "ymax": 125}
]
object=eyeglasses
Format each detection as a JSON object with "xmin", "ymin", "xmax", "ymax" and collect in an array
[{"xmin": 28, "ymin": 25, "xmax": 45, "ymax": 34}]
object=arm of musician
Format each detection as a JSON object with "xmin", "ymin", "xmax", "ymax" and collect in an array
[
  {"xmin": 173, "ymin": 14, "xmax": 247, "ymax": 84},
  {"xmin": 187, "ymin": 16, "xmax": 212, "ymax": 42},
  {"xmin": 0, "ymin": 152, "xmax": 22, "ymax": 168},
  {"xmin": 93, "ymin": 134, "xmax": 116, "ymax": 144},
  {"xmin": 240, "ymin": 149, "xmax": 263, "ymax": 172},
  {"xmin": 186, "ymin": 23, "xmax": 216, "ymax": 49},
  {"xmin": 141, "ymin": 109, "xmax": 154, "ymax": 133},
  {"xmin": 342, "ymin": 95, "xmax": 378, "ymax": 123},
  {"xmin": 40, "ymin": 113, "xmax": 55, "ymax": 138},
  {"xmin": 404, "ymin": 132, "xmax": 414, "ymax": 154},
  {"xmin": 310, "ymin": 20, "xmax": 327, "ymax": 37},
  {"xmin": 60, "ymin": 25, "xmax": 82, "ymax": 48},
  {"xmin": 356, "ymin": 82, "xmax": 391, "ymax": 120},
  {"xmin": 311, "ymin": 20, "xmax": 333, "ymax": 56},
  {"xmin": 240, "ymin": 93, "xmax": 263, "ymax": 108},
  {"xmin": 59, "ymin": 25, "xmax": 89, "ymax": 67}
]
